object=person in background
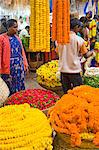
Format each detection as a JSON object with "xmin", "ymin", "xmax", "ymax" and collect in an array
[
  {"xmin": 0, "ymin": 19, "xmax": 28, "ymax": 95},
  {"xmin": 58, "ymin": 18, "xmax": 94, "ymax": 94},
  {"xmin": 0, "ymin": 18, "xmax": 7, "ymax": 34},
  {"xmin": 18, "ymin": 16, "xmax": 28, "ymax": 33},
  {"xmin": 80, "ymin": 16, "xmax": 89, "ymax": 41},
  {"xmin": 19, "ymin": 26, "xmax": 30, "ymax": 57},
  {"xmin": 86, "ymin": 11, "xmax": 92, "ymax": 22},
  {"xmin": 19, "ymin": 25, "xmax": 30, "ymax": 39},
  {"xmin": 77, "ymin": 21, "xmax": 84, "ymax": 38}
]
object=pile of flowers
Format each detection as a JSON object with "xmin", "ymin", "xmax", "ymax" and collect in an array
[
  {"xmin": 5, "ymin": 89, "xmax": 59, "ymax": 110},
  {"xmin": 0, "ymin": 104, "xmax": 53, "ymax": 149},
  {"xmin": 84, "ymin": 67, "xmax": 99, "ymax": 88},
  {"xmin": 48, "ymin": 85, "xmax": 99, "ymax": 147},
  {"xmin": 84, "ymin": 67, "xmax": 99, "ymax": 77},
  {"xmin": 36, "ymin": 60, "xmax": 61, "ymax": 88}
]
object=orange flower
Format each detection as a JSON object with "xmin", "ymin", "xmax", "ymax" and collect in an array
[
  {"xmin": 48, "ymin": 85, "xmax": 99, "ymax": 146},
  {"xmin": 52, "ymin": 0, "xmax": 70, "ymax": 44}
]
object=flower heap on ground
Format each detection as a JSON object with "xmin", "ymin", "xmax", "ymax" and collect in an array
[
  {"xmin": 48, "ymin": 85, "xmax": 99, "ymax": 147},
  {"xmin": 29, "ymin": 0, "xmax": 50, "ymax": 52},
  {"xmin": 36, "ymin": 60, "xmax": 61, "ymax": 88},
  {"xmin": 0, "ymin": 104, "xmax": 53, "ymax": 150},
  {"xmin": 84, "ymin": 67, "xmax": 99, "ymax": 88},
  {"xmin": 5, "ymin": 89, "xmax": 59, "ymax": 110}
]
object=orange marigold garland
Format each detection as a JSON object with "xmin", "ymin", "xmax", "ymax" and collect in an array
[
  {"xmin": 48, "ymin": 85, "xmax": 99, "ymax": 147},
  {"xmin": 52, "ymin": 0, "xmax": 70, "ymax": 44}
]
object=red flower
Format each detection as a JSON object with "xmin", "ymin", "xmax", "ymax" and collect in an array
[{"xmin": 5, "ymin": 89, "xmax": 60, "ymax": 110}]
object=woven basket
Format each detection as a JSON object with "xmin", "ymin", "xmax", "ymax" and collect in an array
[
  {"xmin": 39, "ymin": 84, "xmax": 64, "ymax": 97},
  {"xmin": 53, "ymin": 133, "xmax": 98, "ymax": 150},
  {"xmin": 0, "ymin": 77, "xmax": 10, "ymax": 107}
]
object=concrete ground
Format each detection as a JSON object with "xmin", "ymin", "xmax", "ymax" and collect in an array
[
  {"xmin": 25, "ymin": 71, "xmax": 43, "ymax": 90},
  {"xmin": 25, "ymin": 71, "xmax": 64, "ymax": 97}
]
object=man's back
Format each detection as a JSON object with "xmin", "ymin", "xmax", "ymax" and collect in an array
[{"xmin": 58, "ymin": 31, "xmax": 85, "ymax": 73}]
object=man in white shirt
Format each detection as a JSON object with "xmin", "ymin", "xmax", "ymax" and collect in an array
[{"xmin": 58, "ymin": 18, "xmax": 93, "ymax": 93}]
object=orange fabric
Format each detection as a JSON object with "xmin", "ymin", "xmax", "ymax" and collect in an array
[{"xmin": 0, "ymin": 33, "xmax": 28, "ymax": 74}]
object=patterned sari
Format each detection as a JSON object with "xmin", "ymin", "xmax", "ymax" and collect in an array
[{"xmin": 2, "ymin": 36, "xmax": 25, "ymax": 95}]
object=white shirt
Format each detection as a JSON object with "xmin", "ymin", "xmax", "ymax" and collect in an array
[
  {"xmin": 18, "ymin": 22, "xmax": 28, "ymax": 31},
  {"xmin": 58, "ymin": 31, "xmax": 85, "ymax": 73},
  {"xmin": 19, "ymin": 29, "xmax": 29, "ymax": 39}
]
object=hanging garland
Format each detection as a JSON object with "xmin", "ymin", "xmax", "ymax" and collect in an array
[
  {"xmin": 52, "ymin": 0, "xmax": 70, "ymax": 44},
  {"xmin": 29, "ymin": 0, "xmax": 50, "ymax": 52}
]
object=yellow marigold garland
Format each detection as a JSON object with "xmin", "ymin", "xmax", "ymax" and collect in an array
[
  {"xmin": 0, "ymin": 104, "xmax": 53, "ymax": 150},
  {"xmin": 29, "ymin": 0, "xmax": 50, "ymax": 52}
]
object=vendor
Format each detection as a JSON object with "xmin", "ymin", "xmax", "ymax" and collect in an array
[{"xmin": 58, "ymin": 18, "xmax": 94, "ymax": 94}]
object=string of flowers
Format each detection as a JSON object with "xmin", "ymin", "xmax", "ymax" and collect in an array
[
  {"xmin": 29, "ymin": 0, "xmax": 50, "ymax": 52},
  {"xmin": 52, "ymin": 0, "xmax": 70, "ymax": 44},
  {"xmin": 0, "ymin": 104, "xmax": 53, "ymax": 149},
  {"xmin": 48, "ymin": 85, "xmax": 99, "ymax": 147}
]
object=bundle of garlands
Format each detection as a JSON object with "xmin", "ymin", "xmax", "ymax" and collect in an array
[
  {"xmin": 29, "ymin": 0, "xmax": 50, "ymax": 52},
  {"xmin": 5, "ymin": 89, "xmax": 59, "ymax": 110},
  {"xmin": 48, "ymin": 85, "xmax": 99, "ymax": 147},
  {"xmin": 0, "ymin": 104, "xmax": 53, "ymax": 150},
  {"xmin": 52, "ymin": 0, "xmax": 70, "ymax": 44}
]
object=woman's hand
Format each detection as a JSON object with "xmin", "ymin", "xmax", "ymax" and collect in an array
[{"xmin": 25, "ymin": 65, "xmax": 29, "ymax": 72}]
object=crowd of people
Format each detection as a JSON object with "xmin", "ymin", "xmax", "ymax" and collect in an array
[
  {"xmin": 0, "ymin": 12, "xmax": 98, "ymax": 95},
  {"xmin": 58, "ymin": 11, "xmax": 99, "ymax": 94}
]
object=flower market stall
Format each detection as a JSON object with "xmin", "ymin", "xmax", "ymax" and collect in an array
[{"xmin": 0, "ymin": 0, "xmax": 99, "ymax": 149}]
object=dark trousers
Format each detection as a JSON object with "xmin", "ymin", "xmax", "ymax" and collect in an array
[{"xmin": 61, "ymin": 72, "xmax": 83, "ymax": 94}]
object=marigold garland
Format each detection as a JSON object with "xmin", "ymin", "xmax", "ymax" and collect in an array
[
  {"xmin": 0, "ymin": 104, "xmax": 53, "ymax": 149},
  {"xmin": 29, "ymin": 0, "xmax": 50, "ymax": 52},
  {"xmin": 52, "ymin": 0, "xmax": 70, "ymax": 44},
  {"xmin": 48, "ymin": 85, "xmax": 99, "ymax": 147}
]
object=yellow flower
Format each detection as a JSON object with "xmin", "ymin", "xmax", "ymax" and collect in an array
[
  {"xmin": 0, "ymin": 104, "xmax": 53, "ymax": 149},
  {"xmin": 36, "ymin": 60, "xmax": 61, "ymax": 87}
]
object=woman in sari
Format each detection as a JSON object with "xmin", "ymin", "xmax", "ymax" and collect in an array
[{"xmin": 0, "ymin": 19, "xmax": 28, "ymax": 95}]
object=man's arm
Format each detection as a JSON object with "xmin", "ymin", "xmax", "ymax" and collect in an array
[{"xmin": 80, "ymin": 42, "xmax": 93, "ymax": 59}]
